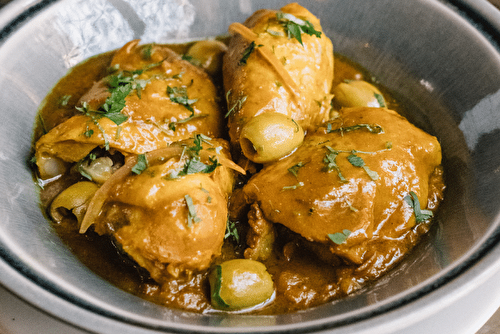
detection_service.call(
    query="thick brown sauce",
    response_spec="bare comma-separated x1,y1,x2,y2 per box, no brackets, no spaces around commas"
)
34,44,428,314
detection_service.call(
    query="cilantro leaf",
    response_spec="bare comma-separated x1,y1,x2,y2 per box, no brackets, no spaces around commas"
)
347,153,379,181
225,92,247,118
185,194,202,227
276,12,322,46
225,220,240,243
168,112,208,131
323,146,347,182
167,86,198,112
142,44,154,60
327,123,384,134
328,229,351,245
288,161,305,179
132,154,148,175
239,41,263,65
165,135,219,179
404,191,433,222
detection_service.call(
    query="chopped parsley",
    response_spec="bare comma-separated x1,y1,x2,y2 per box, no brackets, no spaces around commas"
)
282,182,304,191
185,194,201,227
76,102,110,150
328,229,351,245
166,134,220,179
288,161,305,178
347,153,379,181
83,127,94,138
77,61,163,132
225,220,240,243
225,90,247,118
326,123,384,135
275,12,322,46
181,54,202,67
239,41,263,65
404,191,433,222
168,111,207,131
132,154,148,175
141,44,154,60
323,146,347,182
167,86,198,112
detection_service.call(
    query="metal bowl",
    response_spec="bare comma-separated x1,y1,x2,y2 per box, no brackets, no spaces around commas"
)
1,0,500,333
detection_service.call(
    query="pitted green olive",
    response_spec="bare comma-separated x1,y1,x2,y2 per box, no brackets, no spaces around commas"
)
50,181,99,225
333,80,386,108
239,113,304,164
209,259,274,311
186,40,228,76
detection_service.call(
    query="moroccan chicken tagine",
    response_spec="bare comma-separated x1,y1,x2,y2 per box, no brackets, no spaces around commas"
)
31,3,445,314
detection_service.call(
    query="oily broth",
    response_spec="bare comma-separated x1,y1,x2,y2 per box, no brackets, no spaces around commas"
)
34,43,415,314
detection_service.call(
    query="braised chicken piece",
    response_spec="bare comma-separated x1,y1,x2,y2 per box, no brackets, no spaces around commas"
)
32,3,447,314
35,40,223,179
78,136,241,282
241,107,445,290
223,3,334,162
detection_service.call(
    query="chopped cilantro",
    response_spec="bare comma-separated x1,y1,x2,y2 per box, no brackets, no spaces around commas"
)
323,146,347,182
167,86,198,112
288,162,304,179
141,44,154,60
168,112,207,131
181,54,202,67
276,12,322,46
347,153,379,181
225,220,240,243
132,154,148,175
225,90,247,118
328,229,351,245
282,181,304,191
83,127,94,138
76,102,110,150
404,191,433,222
239,41,263,65
327,123,384,134
185,194,201,227
165,135,219,179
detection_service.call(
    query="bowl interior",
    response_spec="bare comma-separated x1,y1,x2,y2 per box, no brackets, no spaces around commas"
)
1,0,500,332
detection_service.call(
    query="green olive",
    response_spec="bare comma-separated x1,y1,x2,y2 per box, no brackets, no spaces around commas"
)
186,40,228,76
209,259,274,311
37,156,68,179
332,80,386,108
50,181,99,225
239,113,304,164
77,157,114,184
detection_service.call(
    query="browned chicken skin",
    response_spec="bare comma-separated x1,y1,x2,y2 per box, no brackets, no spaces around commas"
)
90,138,237,282
223,3,334,149
242,107,444,287
35,40,223,173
